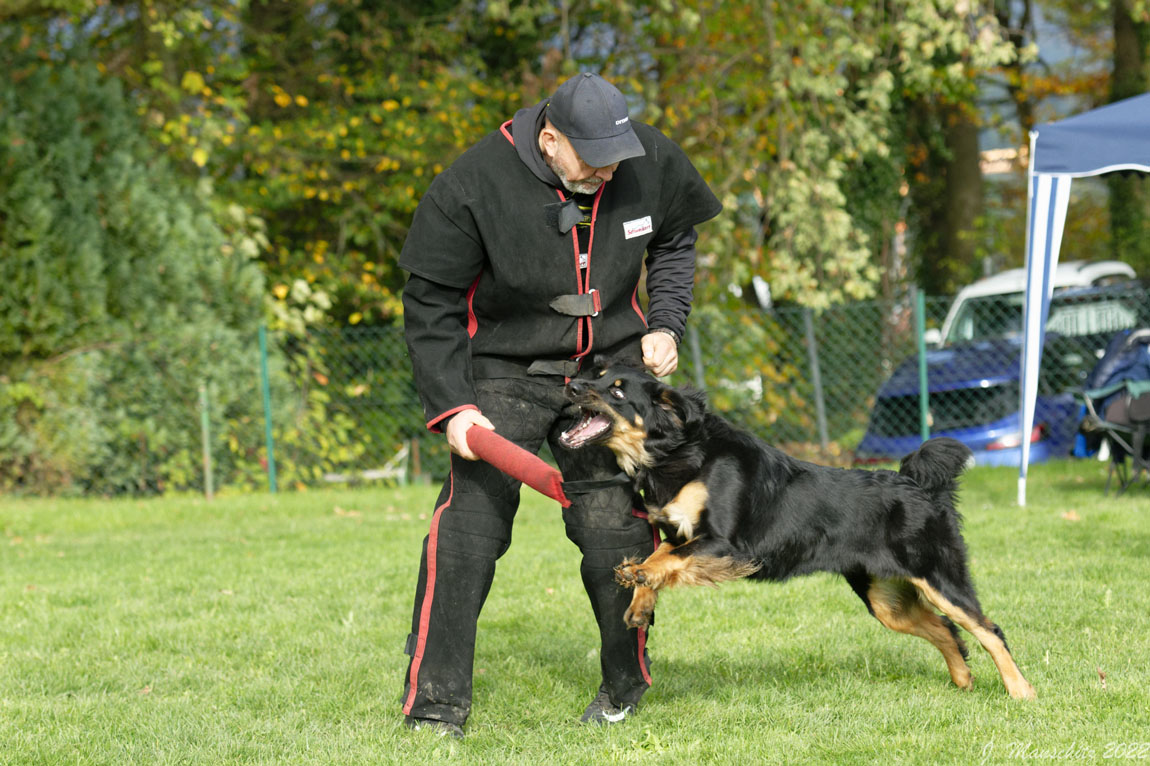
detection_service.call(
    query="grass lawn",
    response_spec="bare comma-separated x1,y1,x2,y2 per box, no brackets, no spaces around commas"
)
2,457,1149,765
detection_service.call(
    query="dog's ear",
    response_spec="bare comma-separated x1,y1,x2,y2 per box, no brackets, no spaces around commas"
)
652,382,705,432
595,351,645,373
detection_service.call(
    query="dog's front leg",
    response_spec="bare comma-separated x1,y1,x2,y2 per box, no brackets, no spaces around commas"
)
615,538,760,592
614,542,677,589
624,586,658,628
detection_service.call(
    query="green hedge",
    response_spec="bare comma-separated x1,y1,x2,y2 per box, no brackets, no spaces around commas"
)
0,56,269,494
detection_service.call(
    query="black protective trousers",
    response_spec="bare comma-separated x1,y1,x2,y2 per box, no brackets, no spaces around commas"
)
400,375,658,726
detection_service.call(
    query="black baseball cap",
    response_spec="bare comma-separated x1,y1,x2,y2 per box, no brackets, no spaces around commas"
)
547,73,646,168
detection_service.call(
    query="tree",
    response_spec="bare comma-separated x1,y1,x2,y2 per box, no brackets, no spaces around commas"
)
1107,0,1150,274
1008,0,1150,275
602,1,1016,305
52,0,547,325
0,48,268,492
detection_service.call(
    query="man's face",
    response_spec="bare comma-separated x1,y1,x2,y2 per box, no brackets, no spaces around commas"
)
540,126,620,195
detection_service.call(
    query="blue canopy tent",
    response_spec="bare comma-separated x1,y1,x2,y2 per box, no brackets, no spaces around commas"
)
1018,93,1150,505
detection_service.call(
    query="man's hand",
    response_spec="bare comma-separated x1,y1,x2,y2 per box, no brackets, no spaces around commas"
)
445,409,495,460
641,331,679,377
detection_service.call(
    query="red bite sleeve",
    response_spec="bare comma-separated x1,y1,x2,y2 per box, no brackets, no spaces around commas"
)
466,426,571,507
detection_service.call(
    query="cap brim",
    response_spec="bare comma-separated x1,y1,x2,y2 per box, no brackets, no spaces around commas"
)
568,128,646,168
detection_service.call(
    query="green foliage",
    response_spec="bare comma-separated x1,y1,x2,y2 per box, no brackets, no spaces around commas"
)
0,53,268,493
0,0,95,18
7,0,1147,499
223,328,371,493
679,303,808,440
9,0,1025,323
48,0,538,326
608,1,1018,308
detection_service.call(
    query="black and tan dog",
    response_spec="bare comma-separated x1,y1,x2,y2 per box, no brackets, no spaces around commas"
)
559,362,1036,700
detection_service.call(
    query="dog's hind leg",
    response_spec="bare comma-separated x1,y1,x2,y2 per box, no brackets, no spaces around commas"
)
908,577,1036,700
861,577,972,691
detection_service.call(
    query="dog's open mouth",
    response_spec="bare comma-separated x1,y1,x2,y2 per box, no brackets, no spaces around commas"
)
559,409,613,449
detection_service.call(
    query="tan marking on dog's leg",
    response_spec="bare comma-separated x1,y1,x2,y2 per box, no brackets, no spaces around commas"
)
624,586,658,628
615,542,676,588
616,542,758,591
868,579,972,690
650,480,708,540
909,577,1036,700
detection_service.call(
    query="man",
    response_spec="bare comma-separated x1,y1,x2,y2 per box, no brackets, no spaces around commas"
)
399,72,721,738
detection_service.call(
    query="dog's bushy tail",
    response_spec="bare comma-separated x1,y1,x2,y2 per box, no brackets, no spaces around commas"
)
898,437,973,498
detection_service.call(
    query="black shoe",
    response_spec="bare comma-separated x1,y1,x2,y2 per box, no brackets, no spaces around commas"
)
580,688,635,725
404,716,465,739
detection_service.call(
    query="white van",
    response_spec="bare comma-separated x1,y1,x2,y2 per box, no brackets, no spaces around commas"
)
927,260,1138,347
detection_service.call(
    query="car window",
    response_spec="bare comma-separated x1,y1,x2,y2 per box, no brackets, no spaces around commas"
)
945,294,1023,344
944,288,1140,346
1046,294,1137,337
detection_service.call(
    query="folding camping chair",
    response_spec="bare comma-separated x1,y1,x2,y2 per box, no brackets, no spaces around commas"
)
1078,327,1150,496
1082,379,1150,496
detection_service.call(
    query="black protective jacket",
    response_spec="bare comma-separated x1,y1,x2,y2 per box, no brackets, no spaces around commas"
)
400,101,722,429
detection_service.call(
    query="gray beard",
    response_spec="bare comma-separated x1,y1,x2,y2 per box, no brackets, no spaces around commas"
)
545,154,603,195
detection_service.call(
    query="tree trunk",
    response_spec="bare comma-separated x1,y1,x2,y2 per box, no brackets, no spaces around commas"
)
1108,0,1150,275
943,108,983,287
994,0,1036,141
913,100,982,296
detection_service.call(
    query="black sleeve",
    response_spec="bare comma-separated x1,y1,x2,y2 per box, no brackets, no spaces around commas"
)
644,227,698,341
398,171,486,289
402,273,478,430
645,125,723,237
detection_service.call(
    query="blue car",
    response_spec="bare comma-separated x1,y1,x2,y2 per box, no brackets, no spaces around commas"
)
854,266,1146,467
854,337,1081,467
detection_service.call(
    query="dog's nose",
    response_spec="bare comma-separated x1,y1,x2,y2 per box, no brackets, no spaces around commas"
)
565,380,585,398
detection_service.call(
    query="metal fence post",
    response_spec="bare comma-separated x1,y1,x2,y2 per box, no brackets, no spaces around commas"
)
914,287,930,443
258,325,278,493
687,324,706,390
802,308,829,451
199,381,214,501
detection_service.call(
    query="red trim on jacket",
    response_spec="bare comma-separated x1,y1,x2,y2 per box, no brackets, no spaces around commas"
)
465,274,480,338
499,119,514,145
574,186,604,361
630,282,647,326
403,472,454,715
426,404,480,434
556,185,606,363
557,189,584,355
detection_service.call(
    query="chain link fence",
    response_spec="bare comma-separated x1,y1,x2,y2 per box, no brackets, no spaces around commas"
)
261,282,1147,489
10,284,1144,496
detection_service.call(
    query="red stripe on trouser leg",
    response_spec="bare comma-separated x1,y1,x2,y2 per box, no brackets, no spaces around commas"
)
637,627,652,686
402,473,453,715
642,518,660,686
628,506,659,688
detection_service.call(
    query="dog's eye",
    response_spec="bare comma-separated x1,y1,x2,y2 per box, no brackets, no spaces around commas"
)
610,387,626,400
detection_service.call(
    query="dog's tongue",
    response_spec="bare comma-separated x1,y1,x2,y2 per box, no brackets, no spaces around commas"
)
559,411,612,448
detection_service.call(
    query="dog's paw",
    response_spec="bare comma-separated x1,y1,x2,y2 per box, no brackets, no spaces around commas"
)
614,558,642,588
615,562,662,589
624,604,651,628
623,589,656,628
1009,680,1037,701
